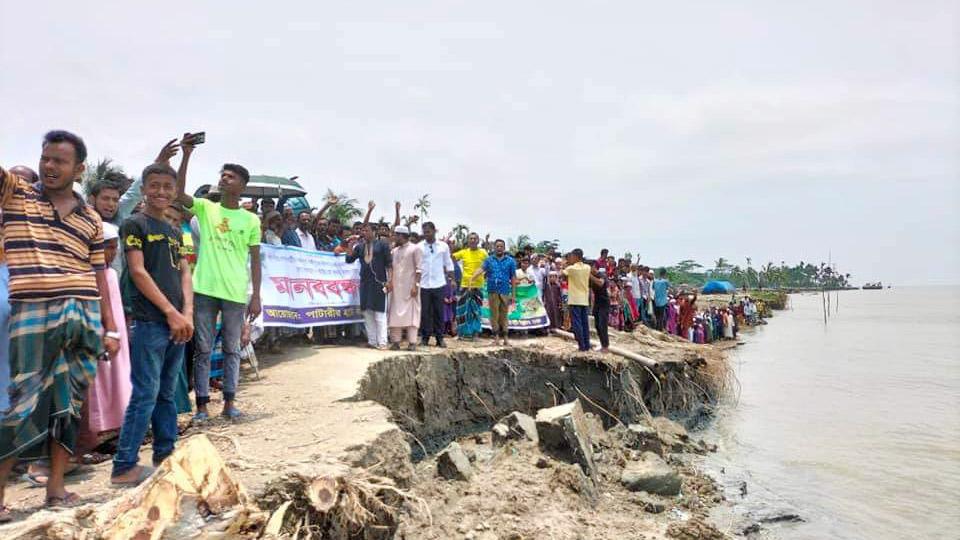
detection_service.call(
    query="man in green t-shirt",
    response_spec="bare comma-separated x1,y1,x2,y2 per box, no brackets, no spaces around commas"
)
174,134,261,421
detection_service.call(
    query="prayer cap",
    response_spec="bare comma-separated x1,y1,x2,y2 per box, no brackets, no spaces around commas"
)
103,222,119,241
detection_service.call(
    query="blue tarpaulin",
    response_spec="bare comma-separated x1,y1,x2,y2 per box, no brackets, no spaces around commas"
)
702,280,735,294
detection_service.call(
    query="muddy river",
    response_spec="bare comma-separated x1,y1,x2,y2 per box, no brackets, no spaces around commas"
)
704,286,960,539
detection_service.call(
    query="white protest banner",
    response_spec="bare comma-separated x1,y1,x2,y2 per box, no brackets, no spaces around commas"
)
260,244,363,327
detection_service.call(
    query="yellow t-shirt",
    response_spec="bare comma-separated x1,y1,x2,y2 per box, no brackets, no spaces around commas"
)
563,262,592,306
453,248,487,289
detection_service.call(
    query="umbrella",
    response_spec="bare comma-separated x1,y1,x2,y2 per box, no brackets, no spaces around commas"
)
192,175,306,200
243,175,307,198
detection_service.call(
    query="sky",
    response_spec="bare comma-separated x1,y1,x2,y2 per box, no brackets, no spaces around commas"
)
1,1,957,285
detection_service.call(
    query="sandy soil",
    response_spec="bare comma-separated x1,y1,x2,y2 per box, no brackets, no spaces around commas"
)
1,330,737,537
396,420,729,540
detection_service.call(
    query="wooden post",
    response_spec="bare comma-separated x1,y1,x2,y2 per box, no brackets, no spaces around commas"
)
821,289,828,325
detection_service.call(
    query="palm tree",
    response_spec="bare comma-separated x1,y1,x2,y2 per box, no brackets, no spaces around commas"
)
534,239,559,254
82,158,126,196
508,234,532,252
324,189,362,222
413,193,431,220
450,223,470,247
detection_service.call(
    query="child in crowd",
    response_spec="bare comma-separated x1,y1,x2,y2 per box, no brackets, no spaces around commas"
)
83,222,131,453
543,271,563,332
112,161,194,486
443,276,458,336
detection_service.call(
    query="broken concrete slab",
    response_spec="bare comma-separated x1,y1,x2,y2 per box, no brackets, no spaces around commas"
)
649,416,689,452
620,451,681,495
491,422,510,442
612,423,665,456
436,442,473,481
535,399,596,477
630,493,667,513
492,411,539,445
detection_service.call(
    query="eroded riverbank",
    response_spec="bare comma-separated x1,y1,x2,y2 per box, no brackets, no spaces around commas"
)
1,322,752,539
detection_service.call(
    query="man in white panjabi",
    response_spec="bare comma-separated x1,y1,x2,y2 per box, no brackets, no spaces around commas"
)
388,226,423,350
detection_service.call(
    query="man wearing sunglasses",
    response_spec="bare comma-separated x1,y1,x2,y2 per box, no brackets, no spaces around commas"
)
418,222,454,347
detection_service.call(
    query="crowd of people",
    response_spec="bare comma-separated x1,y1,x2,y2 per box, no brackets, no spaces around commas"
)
0,130,764,519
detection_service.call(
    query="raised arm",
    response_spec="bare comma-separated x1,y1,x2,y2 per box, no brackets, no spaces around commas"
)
363,200,375,226
393,201,401,228
118,138,180,221
313,193,339,225
175,133,197,208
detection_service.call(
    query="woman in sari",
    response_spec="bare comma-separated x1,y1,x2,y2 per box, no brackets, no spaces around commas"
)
607,280,624,331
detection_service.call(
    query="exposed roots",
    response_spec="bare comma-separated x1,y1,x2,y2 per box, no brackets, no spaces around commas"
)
259,471,430,539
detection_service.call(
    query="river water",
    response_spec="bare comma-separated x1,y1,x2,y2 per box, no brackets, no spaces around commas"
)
704,287,960,539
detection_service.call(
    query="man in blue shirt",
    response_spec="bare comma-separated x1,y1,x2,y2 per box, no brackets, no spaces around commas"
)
652,268,670,331
472,239,516,346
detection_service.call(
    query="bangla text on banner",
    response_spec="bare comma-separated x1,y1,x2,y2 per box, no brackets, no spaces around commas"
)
259,244,363,327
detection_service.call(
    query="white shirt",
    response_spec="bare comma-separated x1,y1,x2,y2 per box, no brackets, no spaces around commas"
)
420,240,454,289
628,272,641,299
265,229,283,246
296,228,317,251
528,266,547,291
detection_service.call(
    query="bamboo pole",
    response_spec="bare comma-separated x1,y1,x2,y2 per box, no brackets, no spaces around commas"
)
554,329,659,368
821,289,828,325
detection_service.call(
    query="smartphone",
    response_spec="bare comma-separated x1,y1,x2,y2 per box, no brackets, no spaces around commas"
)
191,132,206,145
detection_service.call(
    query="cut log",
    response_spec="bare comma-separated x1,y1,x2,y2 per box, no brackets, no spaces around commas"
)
0,434,259,540
307,476,339,512
100,434,251,539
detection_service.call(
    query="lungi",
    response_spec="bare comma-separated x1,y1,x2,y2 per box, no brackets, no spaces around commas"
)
0,299,103,460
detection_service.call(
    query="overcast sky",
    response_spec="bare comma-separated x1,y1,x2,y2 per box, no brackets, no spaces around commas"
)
2,1,957,284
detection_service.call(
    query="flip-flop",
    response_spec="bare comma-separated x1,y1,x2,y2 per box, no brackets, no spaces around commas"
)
0,505,12,523
22,462,90,488
22,472,47,488
191,412,210,423
110,465,155,487
45,491,81,509
78,452,112,465
222,408,244,420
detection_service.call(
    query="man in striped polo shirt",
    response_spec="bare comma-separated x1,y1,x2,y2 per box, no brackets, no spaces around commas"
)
0,131,120,517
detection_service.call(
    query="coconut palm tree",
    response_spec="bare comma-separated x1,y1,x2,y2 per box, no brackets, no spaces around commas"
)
413,193,431,220
324,189,362,222
82,158,126,196
450,223,470,247
508,234,532,252
534,239,559,254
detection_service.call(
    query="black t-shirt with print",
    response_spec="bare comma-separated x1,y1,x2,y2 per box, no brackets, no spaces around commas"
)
120,212,183,322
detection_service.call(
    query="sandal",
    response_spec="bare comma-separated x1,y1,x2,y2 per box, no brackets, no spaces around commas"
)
0,505,12,523
110,465,155,487
78,452,112,465
45,492,81,509
22,462,88,488
222,408,244,420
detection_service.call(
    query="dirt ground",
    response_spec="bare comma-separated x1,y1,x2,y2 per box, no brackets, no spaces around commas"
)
1,330,738,538
2,334,618,519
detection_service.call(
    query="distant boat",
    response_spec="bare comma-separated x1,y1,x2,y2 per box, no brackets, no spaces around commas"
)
862,282,883,290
